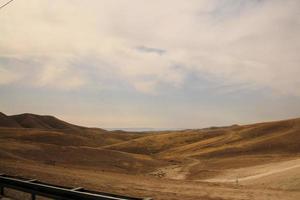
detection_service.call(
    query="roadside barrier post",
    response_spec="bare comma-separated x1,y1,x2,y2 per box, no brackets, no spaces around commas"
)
0,185,4,196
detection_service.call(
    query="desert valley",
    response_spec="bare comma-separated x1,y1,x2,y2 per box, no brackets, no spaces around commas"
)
0,112,300,200
1,0,300,199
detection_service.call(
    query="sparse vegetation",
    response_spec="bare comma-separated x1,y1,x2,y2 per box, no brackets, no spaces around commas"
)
1,113,300,200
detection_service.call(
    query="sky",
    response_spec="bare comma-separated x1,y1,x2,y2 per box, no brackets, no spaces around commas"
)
0,0,300,129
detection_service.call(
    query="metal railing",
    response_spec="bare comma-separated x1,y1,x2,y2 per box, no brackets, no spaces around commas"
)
0,174,152,200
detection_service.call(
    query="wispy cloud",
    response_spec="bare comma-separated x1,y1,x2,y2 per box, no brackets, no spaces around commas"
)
136,46,166,56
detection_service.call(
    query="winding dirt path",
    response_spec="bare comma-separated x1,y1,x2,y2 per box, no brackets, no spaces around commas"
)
205,158,300,183
150,158,200,180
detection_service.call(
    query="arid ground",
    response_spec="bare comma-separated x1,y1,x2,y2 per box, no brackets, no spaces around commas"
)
1,112,300,200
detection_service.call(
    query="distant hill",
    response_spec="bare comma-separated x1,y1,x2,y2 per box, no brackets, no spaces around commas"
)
0,112,85,130
0,112,22,128
104,118,300,158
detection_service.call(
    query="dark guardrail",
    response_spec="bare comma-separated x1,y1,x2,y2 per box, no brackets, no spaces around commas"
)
0,174,152,200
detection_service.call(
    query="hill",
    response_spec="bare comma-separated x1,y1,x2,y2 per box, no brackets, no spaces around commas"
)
103,118,300,158
0,112,92,130
0,112,157,174
0,112,21,128
1,113,300,199
101,118,300,190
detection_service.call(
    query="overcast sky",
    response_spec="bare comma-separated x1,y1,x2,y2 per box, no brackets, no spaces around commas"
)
0,0,300,128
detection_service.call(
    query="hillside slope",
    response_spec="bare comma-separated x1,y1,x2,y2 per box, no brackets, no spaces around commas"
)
0,112,159,174
104,118,300,158
0,112,95,130
0,112,21,128
1,113,300,191
11,113,88,130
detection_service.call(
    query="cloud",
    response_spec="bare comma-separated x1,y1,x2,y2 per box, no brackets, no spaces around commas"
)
136,46,166,55
37,63,86,90
0,0,299,95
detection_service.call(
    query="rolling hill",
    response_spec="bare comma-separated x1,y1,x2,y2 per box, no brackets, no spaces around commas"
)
1,112,300,199
0,112,21,128
103,118,300,158
0,112,88,130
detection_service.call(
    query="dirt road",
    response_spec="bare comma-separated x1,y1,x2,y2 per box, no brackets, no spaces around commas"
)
205,158,300,183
